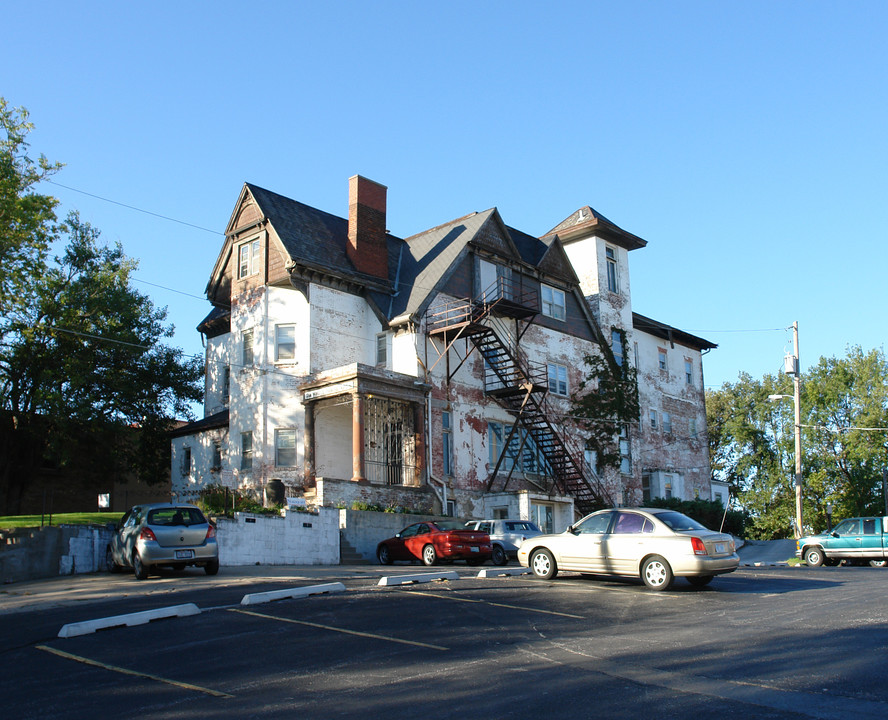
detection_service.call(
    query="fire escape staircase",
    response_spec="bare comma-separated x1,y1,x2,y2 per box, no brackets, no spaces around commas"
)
427,280,611,515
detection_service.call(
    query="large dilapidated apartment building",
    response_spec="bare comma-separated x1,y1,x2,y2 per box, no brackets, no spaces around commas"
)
171,176,726,532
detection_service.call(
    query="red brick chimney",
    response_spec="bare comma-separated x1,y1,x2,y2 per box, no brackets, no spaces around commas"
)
347,175,388,279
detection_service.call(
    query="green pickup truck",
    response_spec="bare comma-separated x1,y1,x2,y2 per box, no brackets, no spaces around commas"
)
797,516,888,567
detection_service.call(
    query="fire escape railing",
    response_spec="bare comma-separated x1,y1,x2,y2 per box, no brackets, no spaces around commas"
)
427,278,611,514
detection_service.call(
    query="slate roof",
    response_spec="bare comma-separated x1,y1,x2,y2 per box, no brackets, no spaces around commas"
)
246,183,401,287
170,409,229,438
632,313,717,351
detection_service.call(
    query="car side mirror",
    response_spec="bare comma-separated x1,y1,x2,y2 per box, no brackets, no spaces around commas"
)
567,525,576,534
831,532,840,538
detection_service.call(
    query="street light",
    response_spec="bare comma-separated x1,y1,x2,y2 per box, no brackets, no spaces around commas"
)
769,321,803,538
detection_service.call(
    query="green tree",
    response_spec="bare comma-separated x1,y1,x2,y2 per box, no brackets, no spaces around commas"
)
0,98,62,319
707,347,888,539
0,100,203,514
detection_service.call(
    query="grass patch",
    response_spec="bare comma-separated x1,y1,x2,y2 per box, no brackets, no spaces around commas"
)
0,511,124,530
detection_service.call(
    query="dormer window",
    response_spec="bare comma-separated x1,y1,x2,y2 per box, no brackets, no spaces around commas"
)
238,238,261,279
541,284,566,321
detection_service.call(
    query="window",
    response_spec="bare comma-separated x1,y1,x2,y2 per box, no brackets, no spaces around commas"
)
541,284,566,320
489,421,516,472
223,366,230,403
181,447,192,476
662,412,672,434
442,411,453,476
488,421,549,475
689,417,698,438
548,363,568,396
275,429,297,467
611,329,624,367
238,239,261,279
584,449,599,476
658,349,668,371
685,359,693,385
212,441,222,470
664,474,673,499
243,329,254,366
493,507,508,519
446,499,456,517
376,333,387,366
275,324,296,361
605,247,618,293
241,432,253,472
619,425,631,474
649,409,658,430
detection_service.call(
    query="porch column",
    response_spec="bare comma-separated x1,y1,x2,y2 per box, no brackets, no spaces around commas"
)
303,402,315,487
351,393,367,482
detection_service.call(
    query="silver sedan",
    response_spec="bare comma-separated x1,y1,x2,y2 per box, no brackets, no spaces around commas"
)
517,507,738,590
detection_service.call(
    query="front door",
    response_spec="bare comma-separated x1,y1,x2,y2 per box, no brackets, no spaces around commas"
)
559,511,613,572
824,519,862,559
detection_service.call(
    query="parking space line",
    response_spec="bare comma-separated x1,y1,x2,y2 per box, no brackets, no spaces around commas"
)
230,608,449,651
401,589,587,619
35,645,233,698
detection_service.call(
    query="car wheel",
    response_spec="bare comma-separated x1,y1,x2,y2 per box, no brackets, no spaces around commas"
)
422,544,437,566
491,545,508,566
641,555,673,590
804,547,824,567
687,575,713,587
530,548,557,580
106,546,121,573
377,545,393,565
204,559,220,576
869,559,887,568
133,552,150,581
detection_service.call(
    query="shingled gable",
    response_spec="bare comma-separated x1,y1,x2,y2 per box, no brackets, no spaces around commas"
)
536,234,581,285
543,205,647,251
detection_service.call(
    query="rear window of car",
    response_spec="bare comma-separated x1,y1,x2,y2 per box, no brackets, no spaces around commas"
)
435,520,469,531
147,507,207,527
654,511,707,532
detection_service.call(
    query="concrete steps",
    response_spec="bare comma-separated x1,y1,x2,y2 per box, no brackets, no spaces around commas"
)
339,534,371,565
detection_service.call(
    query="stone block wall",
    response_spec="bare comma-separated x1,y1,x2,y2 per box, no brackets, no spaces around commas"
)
0,525,114,583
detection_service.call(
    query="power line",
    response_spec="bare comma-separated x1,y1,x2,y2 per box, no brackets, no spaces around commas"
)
47,180,221,235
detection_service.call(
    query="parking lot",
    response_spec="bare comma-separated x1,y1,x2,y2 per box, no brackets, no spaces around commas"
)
3,563,888,719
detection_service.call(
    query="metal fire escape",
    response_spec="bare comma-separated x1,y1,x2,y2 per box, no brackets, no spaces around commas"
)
427,278,610,515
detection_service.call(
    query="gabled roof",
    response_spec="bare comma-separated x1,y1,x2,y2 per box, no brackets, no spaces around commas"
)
246,183,398,289
385,209,498,323
543,206,647,251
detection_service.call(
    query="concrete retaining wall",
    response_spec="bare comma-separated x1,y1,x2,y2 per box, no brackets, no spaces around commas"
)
338,509,449,562
215,508,340,566
0,525,114,583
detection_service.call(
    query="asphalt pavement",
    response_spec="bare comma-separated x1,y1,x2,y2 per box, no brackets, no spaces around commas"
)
736,537,798,565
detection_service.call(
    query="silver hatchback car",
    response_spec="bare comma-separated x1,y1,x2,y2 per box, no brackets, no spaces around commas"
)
107,503,219,580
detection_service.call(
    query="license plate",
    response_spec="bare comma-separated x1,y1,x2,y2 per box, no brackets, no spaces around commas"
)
470,546,479,552
715,543,725,554
175,550,194,559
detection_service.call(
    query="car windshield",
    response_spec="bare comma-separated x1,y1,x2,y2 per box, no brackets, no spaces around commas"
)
435,520,470,531
654,511,708,532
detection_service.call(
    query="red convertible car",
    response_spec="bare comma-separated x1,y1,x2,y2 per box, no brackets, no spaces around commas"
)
377,521,492,566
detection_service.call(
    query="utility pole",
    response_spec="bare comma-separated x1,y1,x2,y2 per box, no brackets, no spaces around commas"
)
792,321,803,538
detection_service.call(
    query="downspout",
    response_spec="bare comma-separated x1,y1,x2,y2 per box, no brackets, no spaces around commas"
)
417,350,446,513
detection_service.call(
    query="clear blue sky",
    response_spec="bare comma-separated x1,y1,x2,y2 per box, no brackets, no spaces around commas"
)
5,2,886,393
